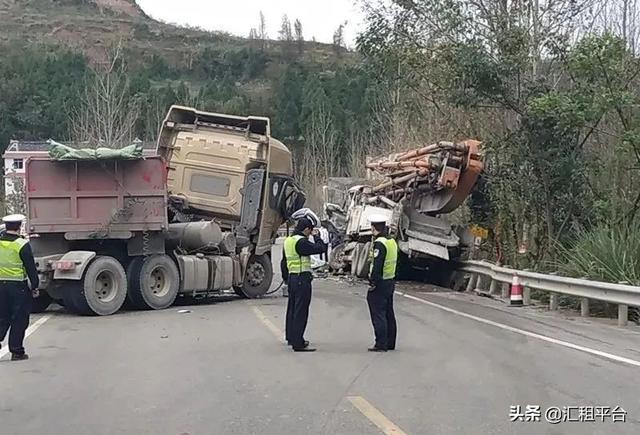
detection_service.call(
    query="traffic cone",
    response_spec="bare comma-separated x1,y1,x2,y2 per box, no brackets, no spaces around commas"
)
509,276,523,306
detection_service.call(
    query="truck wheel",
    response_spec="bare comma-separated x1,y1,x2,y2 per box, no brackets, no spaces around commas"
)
31,292,52,313
62,283,82,314
239,254,273,298
329,242,347,272
128,255,180,310
125,257,144,309
354,242,371,279
73,256,128,316
429,261,456,288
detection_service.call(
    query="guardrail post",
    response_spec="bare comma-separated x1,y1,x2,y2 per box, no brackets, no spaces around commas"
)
489,279,499,296
549,292,559,311
618,304,628,327
501,282,509,299
580,298,589,317
466,274,478,292
523,287,531,305
474,275,486,293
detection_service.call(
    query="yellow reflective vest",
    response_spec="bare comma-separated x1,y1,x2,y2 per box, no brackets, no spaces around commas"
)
284,235,311,274
0,237,28,281
369,236,398,280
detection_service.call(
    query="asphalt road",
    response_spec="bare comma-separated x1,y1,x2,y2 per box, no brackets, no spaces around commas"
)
1,258,639,434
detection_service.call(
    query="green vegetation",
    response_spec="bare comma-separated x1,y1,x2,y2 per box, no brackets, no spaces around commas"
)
357,0,640,280
559,224,640,285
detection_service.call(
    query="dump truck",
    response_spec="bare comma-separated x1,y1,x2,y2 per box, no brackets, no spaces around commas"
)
323,140,483,285
27,106,305,315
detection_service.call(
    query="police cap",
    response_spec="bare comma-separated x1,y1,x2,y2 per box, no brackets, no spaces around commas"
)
2,214,25,223
368,214,389,225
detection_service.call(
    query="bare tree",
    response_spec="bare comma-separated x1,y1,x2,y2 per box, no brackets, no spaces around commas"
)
588,0,640,53
259,11,268,50
333,21,347,55
70,42,139,149
294,19,304,53
299,103,340,207
279,14,293,41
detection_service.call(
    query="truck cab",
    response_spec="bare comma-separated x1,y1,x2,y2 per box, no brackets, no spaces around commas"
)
156,106,304,294
27,106,305,315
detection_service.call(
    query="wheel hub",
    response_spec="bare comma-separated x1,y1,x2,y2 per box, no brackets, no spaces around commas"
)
247,263,265,287
95,271,117,303
149,266,170,297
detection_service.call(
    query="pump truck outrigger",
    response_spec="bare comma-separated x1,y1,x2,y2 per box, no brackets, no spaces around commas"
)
27,106,305,315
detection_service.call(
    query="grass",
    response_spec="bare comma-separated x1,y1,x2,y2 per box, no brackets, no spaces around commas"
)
557,223,640,285
555,222,640,322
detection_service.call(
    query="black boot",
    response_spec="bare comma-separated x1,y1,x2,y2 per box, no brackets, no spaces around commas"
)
368,347,387,352
11,353,29,361
287,340,309,348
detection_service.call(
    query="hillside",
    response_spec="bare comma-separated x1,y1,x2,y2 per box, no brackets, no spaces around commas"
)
0,0,377,174
0,0,344,66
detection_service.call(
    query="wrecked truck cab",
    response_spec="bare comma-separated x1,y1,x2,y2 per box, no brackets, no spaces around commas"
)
156,105,303,253
27,106,305,315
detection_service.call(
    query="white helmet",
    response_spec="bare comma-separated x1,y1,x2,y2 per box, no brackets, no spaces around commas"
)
291,208,320,227
368,214,389,225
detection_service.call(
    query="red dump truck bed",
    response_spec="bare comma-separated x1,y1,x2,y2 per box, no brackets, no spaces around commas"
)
26,157,168,236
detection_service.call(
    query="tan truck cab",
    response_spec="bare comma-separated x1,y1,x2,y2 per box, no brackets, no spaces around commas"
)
157,106,305,296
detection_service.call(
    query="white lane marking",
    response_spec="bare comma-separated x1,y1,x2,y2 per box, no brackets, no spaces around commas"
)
250,306,284,342
0,314,52,359
348,396,408,435
400,293,640,368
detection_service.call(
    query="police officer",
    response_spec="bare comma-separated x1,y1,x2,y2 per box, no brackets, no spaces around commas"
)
0,214,39,361
281,216,326,352
366,215,398,352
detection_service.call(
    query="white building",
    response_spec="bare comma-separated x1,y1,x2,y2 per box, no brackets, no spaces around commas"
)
3,140,50,201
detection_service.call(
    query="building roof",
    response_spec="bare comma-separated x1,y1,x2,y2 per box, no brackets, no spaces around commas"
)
6,141,51,152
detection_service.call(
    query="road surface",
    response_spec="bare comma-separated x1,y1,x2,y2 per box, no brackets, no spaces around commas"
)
1,255,639,434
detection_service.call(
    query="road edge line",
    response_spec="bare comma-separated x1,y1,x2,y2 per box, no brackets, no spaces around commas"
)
0,314,52,359
400,292,640,368
250,306,284,343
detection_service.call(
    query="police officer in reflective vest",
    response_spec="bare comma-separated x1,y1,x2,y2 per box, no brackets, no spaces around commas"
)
367,215,398,352
0,214,39,361
281,216,326,352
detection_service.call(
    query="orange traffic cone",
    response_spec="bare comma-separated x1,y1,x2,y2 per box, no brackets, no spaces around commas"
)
509,276,523,306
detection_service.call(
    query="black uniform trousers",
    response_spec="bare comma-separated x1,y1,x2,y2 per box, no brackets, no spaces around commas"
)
0,281,32,355
285,273,312,349
367,279,397,350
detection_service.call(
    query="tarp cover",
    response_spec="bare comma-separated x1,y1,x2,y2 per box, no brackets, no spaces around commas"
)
48,140,143,160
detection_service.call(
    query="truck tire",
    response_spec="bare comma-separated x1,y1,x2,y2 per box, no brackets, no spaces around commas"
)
239,254,273,298
62,283,83,314
354,242,371,279
429,261,456,288
233,285,247,298
72,256,128,316
31,292,52,313
127,255,180,310
329,242,347,272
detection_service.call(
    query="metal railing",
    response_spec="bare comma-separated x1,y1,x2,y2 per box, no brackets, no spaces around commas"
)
459,260,640,327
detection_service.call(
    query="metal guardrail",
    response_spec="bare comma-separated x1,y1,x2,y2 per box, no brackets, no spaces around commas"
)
459,260,640,327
